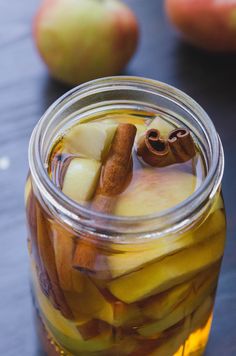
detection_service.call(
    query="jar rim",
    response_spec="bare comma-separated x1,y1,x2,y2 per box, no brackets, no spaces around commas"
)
29,76,224,237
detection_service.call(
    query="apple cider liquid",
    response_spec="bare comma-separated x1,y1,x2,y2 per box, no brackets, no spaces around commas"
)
26,79,226,356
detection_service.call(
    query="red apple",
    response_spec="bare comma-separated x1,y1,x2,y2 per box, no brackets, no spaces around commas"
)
165,0,236,51
33,0,139,85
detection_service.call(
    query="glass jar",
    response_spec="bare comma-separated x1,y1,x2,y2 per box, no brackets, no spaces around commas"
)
25,77,226,356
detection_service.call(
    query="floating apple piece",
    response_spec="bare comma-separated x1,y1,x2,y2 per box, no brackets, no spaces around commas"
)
62,158,101,203
114,168,199,216
165,0,236,51
147,116,175,138
33,0,139,85
64,123,117,161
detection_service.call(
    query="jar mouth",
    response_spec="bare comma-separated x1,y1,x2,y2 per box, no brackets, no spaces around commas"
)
29,76,224,237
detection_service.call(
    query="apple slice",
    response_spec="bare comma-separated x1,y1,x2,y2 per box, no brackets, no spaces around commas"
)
64,122,117,160
62,158,101,203
141,279,192,321
114,168,200,216
64,277,113,325
142,264,219,321
190,295,213,333
44,315,113,354
108,229,224,303
25,177,32,205
148,316,191,356
107,208,225,279
147,116,175,138
138,265,218,336
112,300,143,327
31,262,80,340
101,115,146,139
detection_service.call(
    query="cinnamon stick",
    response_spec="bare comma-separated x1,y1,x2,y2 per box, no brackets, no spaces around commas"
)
36,204,73,319
53,225,84,293
168,128,196,163
137,128,173,167
137,127,196,167
73,123,137,274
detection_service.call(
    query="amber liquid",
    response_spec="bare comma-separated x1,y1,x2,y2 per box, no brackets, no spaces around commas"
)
26,111,226,355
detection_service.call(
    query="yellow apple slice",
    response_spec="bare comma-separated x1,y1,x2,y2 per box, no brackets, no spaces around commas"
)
44,315,113,353
64,276,113,325
62,158,101,203
31,262,80,340
64,122,117,160
190,295,213,332
138,266,218,336
147,116,175,138
25,177,32,204
102,115,146,139
142,264,218,321
114,168,200,217
107,208,225,279
142,280,192,321
112,301,143,327
148,316,191,356
108,230,224,303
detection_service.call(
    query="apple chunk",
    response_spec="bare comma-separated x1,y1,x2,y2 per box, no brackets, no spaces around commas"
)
138,265,218,336
107,207,225,279
62,158,101,203
64,123,117,160
147,116,175,138
114,168,200,216
108,230,224,303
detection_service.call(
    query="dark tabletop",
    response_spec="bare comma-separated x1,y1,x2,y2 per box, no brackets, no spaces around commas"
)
0,0,235,355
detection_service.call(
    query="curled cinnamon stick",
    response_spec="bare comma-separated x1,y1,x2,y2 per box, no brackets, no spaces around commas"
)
73,123,137,274
36,205,73,319
168,128,196,163
137,129,173,167
137,127,196,167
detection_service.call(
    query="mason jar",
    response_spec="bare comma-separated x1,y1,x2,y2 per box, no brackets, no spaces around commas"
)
25,77,226,356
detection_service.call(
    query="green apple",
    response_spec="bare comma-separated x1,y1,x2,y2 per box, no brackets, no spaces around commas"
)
33,0,139,85
62,157,101,202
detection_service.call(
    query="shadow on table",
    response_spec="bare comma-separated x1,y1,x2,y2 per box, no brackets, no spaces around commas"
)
41,77,71,112
40,67,138,114
173,42,236,108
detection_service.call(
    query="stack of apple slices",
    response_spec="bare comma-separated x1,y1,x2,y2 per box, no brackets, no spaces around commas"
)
62,122,118,203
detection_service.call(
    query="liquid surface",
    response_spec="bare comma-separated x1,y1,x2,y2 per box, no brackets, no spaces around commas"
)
47,111,205,216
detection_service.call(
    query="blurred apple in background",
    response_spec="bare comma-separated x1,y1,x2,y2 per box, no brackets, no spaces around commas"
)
33,0,139,85
165,0,236,51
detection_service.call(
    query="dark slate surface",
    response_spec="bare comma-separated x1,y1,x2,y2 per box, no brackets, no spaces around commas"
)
0,0,235,355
